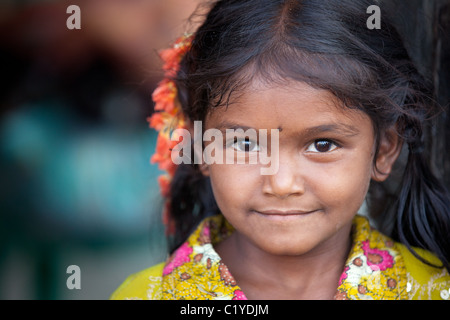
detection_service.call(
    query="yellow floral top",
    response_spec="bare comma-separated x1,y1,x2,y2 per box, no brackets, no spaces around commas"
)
111,214,450,300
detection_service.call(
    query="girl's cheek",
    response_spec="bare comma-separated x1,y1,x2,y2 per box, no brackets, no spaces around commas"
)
307,159,371,198
210,164,261,198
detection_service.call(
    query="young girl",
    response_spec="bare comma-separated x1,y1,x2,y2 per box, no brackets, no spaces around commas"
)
111,0,450,300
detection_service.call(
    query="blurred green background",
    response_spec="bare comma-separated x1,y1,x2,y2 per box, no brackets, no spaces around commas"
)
0,0,202,299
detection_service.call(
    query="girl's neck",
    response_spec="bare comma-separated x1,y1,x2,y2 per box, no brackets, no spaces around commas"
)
214,223,352,300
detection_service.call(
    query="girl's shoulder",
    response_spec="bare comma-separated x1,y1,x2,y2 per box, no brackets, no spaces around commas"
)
395,243,450,300
110,215,450,300
109,246,450,300
110,262,164,300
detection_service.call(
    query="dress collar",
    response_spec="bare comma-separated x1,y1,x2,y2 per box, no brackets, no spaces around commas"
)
160,214,408,300
335,215,408,299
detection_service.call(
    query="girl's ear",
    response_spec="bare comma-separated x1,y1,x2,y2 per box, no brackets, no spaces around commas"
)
371,128,403,182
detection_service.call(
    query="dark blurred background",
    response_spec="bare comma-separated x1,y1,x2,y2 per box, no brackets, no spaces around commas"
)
0,0,203,299
0,0,448,300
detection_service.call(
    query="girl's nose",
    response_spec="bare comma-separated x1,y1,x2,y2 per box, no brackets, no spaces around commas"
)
262,153,305,198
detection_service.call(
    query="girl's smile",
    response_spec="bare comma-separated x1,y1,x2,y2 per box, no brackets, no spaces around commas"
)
251,209,319,220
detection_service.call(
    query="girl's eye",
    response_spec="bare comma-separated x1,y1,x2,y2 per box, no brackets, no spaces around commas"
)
306,139,338,153
231,138,260,152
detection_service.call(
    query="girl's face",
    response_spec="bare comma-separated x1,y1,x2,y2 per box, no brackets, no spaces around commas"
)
203,80,393,257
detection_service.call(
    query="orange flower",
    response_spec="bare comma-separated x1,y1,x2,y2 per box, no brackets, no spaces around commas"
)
158,175,171,197
149,33,193,236
160,34,194,76
147,111,186,139
160,48,181,76
152,79,179,114
151,133,185,176
148,112,173,133
147,113,164,131
151,134,174,169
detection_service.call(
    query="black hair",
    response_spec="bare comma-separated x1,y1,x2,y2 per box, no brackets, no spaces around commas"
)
166,0,450,271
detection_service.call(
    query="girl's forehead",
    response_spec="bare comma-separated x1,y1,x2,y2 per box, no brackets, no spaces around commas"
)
207,79,363,122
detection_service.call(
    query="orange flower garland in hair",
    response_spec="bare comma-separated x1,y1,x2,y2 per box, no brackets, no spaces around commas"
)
148,34,194,235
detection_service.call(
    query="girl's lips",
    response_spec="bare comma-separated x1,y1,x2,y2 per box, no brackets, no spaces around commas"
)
253,209,318,216
253,209,318,220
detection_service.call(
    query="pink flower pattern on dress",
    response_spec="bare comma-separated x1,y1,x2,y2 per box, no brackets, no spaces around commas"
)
233,290,247,300
338,266,350,286
163,242,193,276
361,240,394,271
160,215,414,300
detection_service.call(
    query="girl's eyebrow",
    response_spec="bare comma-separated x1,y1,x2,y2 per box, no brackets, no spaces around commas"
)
302,124,360,137
213,121,359,137
213,121,254,132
